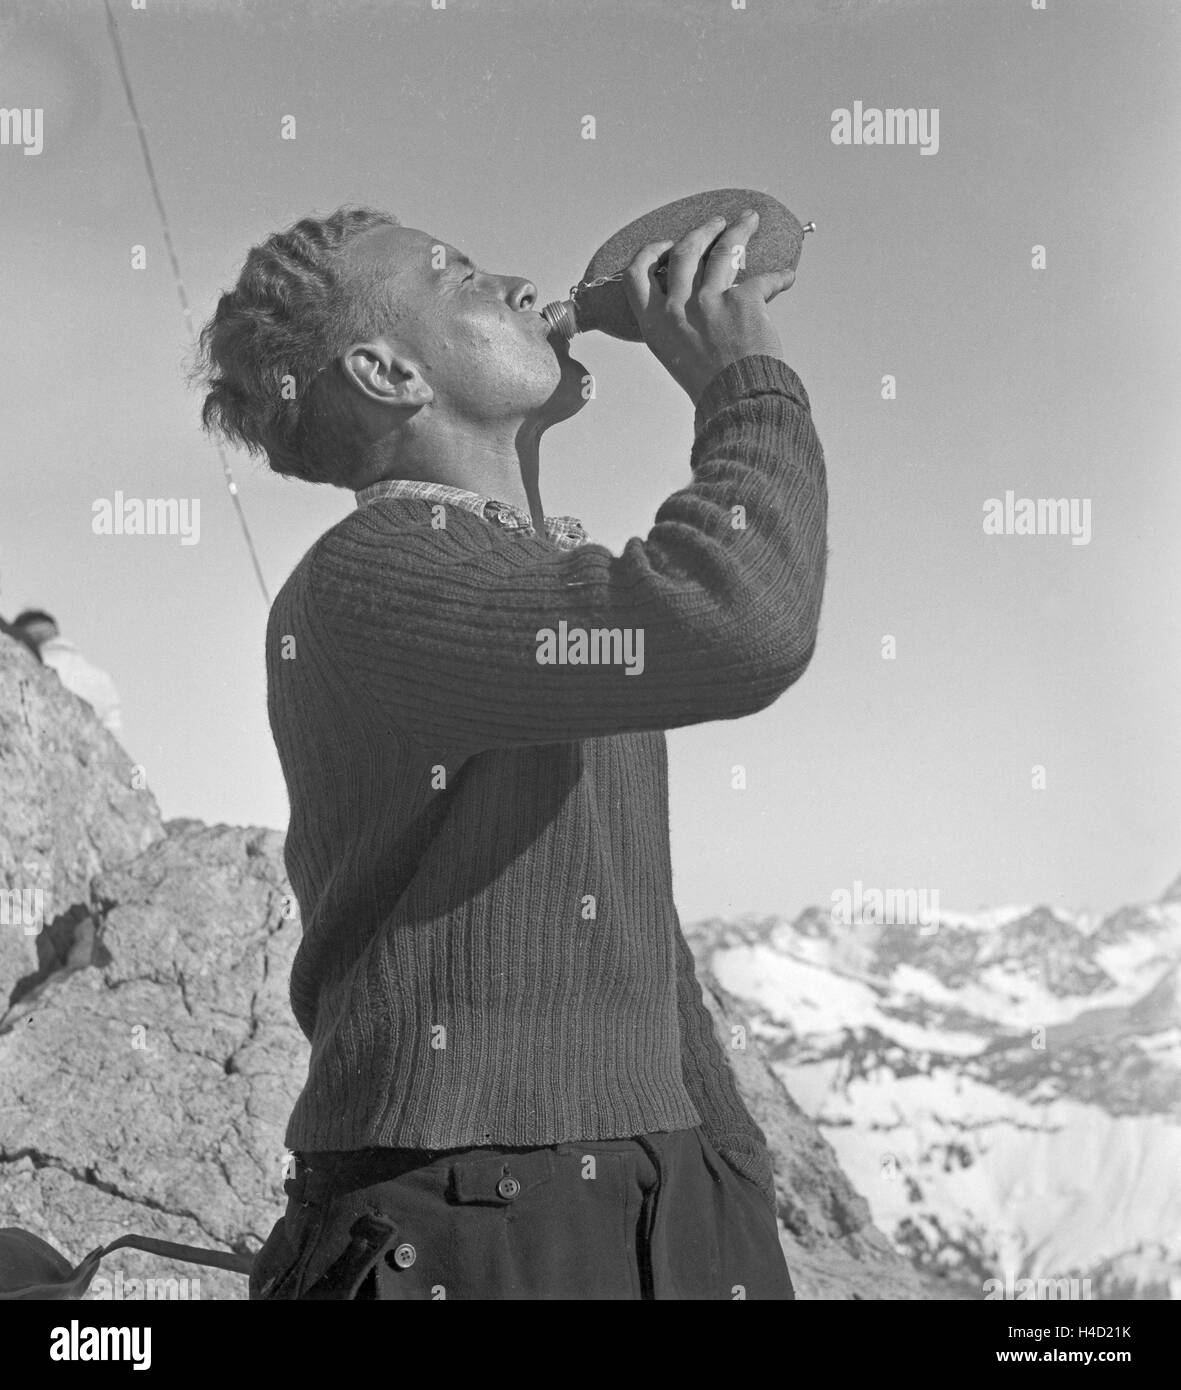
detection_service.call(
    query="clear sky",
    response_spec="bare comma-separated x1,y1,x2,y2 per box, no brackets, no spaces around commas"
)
1,0,1178,924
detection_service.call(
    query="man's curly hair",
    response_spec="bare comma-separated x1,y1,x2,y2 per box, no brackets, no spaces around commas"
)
196,206,401,485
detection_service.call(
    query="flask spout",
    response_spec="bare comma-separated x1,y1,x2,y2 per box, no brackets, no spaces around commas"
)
540,298,578,340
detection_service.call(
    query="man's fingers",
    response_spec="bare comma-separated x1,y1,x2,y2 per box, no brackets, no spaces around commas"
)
664,216,727,305
700,209,759,295
623,239,676,314
732,266,796,303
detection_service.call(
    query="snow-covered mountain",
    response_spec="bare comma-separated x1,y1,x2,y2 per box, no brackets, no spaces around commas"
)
686,876,1181,1299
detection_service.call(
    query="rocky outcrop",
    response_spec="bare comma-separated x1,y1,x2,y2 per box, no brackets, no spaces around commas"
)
0,633,162,1008
0,633,921,1299
0,822,300,1301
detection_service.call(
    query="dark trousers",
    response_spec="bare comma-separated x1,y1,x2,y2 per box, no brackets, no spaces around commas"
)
250,1126,794,1300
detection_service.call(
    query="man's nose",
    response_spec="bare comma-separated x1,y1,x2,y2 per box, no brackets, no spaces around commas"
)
503,277,537,312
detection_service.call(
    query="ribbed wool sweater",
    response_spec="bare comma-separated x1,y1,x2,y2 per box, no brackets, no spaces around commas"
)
266,354,828,1209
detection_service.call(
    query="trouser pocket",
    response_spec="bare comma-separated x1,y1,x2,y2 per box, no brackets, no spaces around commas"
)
249,1198,329,1301
643,1129,795,1300
437,1145,646,1300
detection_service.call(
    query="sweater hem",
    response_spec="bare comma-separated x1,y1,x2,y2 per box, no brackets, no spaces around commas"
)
284,1100,705,1155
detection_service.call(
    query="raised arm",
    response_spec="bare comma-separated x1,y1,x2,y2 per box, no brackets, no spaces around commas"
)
309,353,827,754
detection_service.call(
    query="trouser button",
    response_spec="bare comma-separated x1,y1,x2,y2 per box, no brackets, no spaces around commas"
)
496,1175,521,1200
390,1243,416,1268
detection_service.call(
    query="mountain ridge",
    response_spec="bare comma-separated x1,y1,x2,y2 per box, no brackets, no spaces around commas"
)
686,883,1181,1298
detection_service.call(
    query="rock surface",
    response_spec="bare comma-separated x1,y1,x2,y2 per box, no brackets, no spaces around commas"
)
0,634,920,1299
0,822,301,1300
0,633,162,1007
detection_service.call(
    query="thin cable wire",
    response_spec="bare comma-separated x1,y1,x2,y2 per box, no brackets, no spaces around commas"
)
102,0,271,604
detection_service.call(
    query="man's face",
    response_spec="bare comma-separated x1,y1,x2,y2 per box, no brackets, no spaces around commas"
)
342,224,587,428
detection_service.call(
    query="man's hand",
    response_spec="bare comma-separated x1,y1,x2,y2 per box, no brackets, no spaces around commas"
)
622,210,794,406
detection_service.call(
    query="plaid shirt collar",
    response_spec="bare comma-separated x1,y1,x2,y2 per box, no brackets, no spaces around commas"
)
355,478,590,550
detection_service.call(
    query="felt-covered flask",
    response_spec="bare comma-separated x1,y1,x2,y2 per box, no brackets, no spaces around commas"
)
540,188,813,341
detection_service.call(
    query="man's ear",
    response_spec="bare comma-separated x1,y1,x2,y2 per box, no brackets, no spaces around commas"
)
339,341,434,409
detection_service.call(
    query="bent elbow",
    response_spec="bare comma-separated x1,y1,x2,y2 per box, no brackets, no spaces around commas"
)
732,625,821,716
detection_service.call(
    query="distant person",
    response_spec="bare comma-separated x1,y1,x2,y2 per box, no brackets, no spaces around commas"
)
0,574,42,661
0,614,42,662
13,610,123,735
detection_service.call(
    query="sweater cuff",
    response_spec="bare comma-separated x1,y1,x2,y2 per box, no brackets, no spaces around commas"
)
692,354,812,438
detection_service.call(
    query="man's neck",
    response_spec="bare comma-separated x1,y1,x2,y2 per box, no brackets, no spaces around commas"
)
515,423,545,534
363,418,548,534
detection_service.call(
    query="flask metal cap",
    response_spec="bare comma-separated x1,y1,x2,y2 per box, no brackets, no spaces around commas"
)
540,297,578,341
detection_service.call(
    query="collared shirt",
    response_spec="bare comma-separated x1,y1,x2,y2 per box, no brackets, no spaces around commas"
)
355,478,590,551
